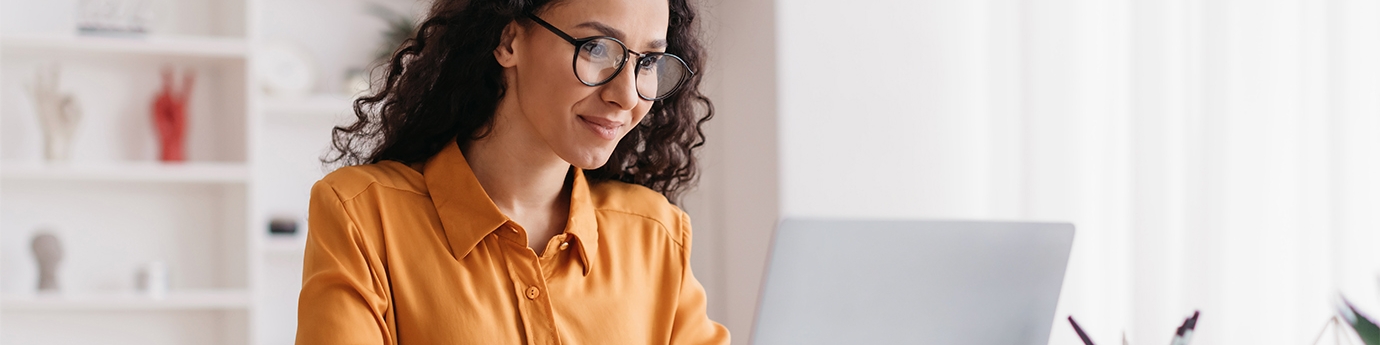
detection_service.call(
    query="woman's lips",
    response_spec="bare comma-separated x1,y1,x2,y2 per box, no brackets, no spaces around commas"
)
578,115,623,141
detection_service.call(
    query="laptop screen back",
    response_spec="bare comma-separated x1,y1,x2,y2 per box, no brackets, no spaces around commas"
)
751,219,1075,345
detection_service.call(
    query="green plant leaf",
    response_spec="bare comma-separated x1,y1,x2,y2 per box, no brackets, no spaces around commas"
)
1341,297,1380,345
365,3,418,62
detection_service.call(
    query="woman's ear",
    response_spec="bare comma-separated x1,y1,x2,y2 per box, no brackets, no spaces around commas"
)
494,21,520,67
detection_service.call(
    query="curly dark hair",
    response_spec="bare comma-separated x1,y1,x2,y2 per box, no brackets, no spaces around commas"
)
323,0,712,204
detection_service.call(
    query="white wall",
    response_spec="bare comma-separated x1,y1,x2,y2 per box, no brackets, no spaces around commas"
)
697,0,1380,344
777,1,994,220
690,0,781,342
697,1,998,343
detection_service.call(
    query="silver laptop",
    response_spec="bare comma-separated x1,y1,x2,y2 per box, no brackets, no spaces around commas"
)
751,219,1075,345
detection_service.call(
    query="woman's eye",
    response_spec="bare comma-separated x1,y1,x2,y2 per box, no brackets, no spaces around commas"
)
638,56,659,70
583,41,611,59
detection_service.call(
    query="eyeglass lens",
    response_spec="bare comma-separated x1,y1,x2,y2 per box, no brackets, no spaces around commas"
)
575,37,689,100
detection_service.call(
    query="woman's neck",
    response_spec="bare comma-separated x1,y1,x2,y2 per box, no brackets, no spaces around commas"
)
465,138,570,213
462,102,572,255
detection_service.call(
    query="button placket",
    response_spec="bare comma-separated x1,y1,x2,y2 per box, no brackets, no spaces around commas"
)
499,229,561,345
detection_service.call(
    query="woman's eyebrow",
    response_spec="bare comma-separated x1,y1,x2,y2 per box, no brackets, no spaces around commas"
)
575,21,669,50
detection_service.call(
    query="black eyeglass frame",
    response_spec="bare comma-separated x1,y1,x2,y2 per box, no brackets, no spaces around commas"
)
525,13,693,101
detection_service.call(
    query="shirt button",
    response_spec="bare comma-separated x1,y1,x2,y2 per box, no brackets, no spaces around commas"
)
525,286,540,300
559,242,569,250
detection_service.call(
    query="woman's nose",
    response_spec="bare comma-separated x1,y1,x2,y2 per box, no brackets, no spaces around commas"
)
600,58,642,110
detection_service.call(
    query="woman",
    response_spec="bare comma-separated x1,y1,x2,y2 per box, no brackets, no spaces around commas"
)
294,0,728,343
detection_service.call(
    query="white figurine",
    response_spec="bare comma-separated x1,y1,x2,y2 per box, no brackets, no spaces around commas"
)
29,66,83,161
135,261,168,299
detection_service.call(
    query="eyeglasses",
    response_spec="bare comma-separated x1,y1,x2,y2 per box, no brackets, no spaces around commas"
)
526,14,693,101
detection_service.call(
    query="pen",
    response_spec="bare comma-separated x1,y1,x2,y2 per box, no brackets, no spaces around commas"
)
1169,311,1200,345
1069,316,1096,345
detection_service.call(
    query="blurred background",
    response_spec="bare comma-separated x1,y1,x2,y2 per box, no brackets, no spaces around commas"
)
1,0,1377,344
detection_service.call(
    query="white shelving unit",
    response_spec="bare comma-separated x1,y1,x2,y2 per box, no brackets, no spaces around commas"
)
1,0,419,343
1,0,254,344
1,161,250,183
2,290,251,311
261,94,354,117
262,235,307,254
1,33,248,59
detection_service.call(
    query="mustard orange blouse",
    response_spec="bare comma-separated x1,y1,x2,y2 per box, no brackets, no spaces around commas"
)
295,141,730,345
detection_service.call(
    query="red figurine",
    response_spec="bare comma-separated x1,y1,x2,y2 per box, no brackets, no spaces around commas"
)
152,67,194,162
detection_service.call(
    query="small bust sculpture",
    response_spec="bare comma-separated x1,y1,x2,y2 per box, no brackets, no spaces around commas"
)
31,231,62,292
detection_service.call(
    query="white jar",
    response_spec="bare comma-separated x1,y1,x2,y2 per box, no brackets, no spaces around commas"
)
136,261,167,299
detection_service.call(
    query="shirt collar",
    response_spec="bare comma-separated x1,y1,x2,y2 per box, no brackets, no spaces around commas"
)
423,140,600,275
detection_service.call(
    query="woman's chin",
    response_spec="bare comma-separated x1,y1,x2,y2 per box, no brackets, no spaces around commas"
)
561,148,616,170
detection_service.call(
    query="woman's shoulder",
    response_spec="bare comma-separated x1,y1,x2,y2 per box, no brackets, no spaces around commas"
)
586,179,691,246
315,161,427,202
587,180,680,216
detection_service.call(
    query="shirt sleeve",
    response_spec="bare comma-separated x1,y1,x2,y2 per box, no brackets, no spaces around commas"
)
669,210,732,345
296,180,394,345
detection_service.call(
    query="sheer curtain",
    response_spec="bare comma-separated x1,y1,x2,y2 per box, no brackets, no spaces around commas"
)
695,0,1380,343
989,0,1380,343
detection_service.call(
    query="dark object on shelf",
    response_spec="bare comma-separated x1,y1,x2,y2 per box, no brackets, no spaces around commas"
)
31,231,63,292
269,218,299,235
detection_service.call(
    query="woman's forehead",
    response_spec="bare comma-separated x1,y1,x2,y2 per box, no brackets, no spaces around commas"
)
542,0,670,50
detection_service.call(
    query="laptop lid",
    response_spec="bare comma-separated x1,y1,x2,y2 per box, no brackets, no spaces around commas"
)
750,219,1075,345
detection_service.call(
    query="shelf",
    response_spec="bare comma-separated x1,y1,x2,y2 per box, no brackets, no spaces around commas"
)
1,161,249,184
262,94,357,117
1,290,250,311
264,235,307,254
1,33,247,59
